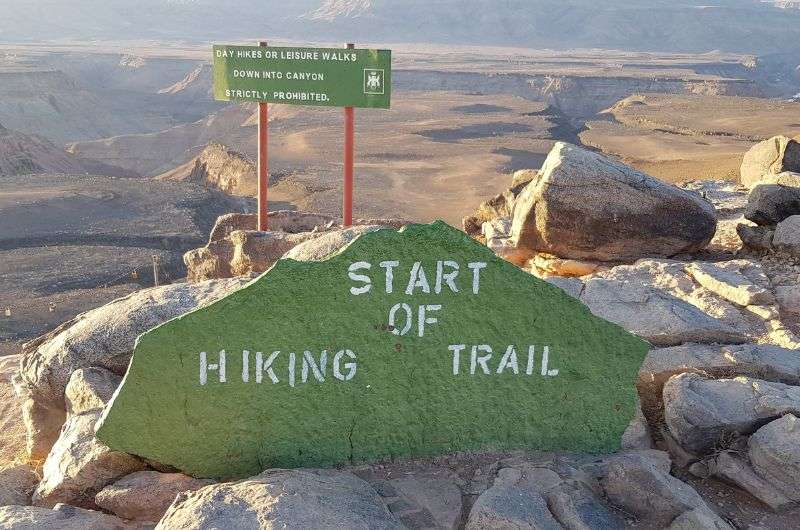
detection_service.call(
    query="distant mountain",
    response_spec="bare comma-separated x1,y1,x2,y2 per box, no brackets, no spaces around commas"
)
2,1,800,55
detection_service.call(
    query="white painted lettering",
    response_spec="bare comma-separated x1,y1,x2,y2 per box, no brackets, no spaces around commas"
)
348,261,372,295
449,344,466,375
379,260,399,293
302,350,327,383
388,303,413,336
435,260,460,294
256,351,281,384
405,262,431,295
199,350,226,385
468,262,487,294
418,304,442,337
470,345,492,375
496,345,519,374
333,349,357,381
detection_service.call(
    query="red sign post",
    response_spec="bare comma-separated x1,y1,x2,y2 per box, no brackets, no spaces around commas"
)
257,41,269,231
214,42,391,231
343,43,355,227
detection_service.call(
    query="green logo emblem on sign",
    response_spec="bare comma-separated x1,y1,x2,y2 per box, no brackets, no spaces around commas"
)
364,69,384,95
96,222,648,479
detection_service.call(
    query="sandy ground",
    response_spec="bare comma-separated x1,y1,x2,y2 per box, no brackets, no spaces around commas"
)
265,92,560,224
581,94,800,183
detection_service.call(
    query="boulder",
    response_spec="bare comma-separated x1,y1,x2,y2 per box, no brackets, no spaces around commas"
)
602,451,729,528
463,173,532,237
744,184,800,226
740,136,800,188
511,142,717,262
155,469,405,530
95,471,214,523
466,482,562,530
228,229,323,277
760,171,800,188
588,260,760,336
544,277,584,300
15,277,248,460
282,225,382,262
580,277,746,346
482,217,511,241
748,414,800,502
0,464,39,506
511,169,538,189
544,481,626,530
708,451,794,511
666,506,733,530
0,504,130,530
0,355,25,466
64,368,121,416
776,285,800,315
686,261,774,307
621,400,653,450
663,373,800,454
33,409,146,508
736,224,774,251
773,215,800,255
183,240,236,282
637,343,800,425
207,212,257,243
530,253,603,278
383,474,463,530
188,216,408,281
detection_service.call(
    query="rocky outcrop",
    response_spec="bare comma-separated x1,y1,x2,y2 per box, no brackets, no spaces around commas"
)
0,125,134,177
744,184,800,226
637,343,800,425
550,257,800,350
463,169,535,237
773,215,800,255
64,368,121,416
154,469,405,530
663,373,800,455
708,451,794,511
603,451,731,529
0,504,131,530
282,225,383,262
740,136,800,188
580,276,746,346
0,355,26,466
95,471,214,523
33,411,145,508
510,142,717,262
466,478,563,529
184,212,408,282
748,414,800,502
15,278,248,461
156,143,257,197
0,464,39,506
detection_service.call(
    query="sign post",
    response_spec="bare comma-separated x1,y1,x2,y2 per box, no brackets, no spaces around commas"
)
257,41,269,231
343,43,355,226
211,43,391,227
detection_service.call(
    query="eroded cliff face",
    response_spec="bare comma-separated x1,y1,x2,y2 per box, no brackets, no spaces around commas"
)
157,143,256,197
395,70,762,117
0,125,133,177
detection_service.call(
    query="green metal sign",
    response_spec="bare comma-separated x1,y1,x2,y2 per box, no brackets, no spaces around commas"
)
212,45,392,108
96,222,648,479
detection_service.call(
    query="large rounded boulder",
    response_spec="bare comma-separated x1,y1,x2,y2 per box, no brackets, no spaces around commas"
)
740,136,800,188
510,142,717,262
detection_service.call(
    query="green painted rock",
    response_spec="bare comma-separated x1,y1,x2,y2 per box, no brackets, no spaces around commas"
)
96,222,649,478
